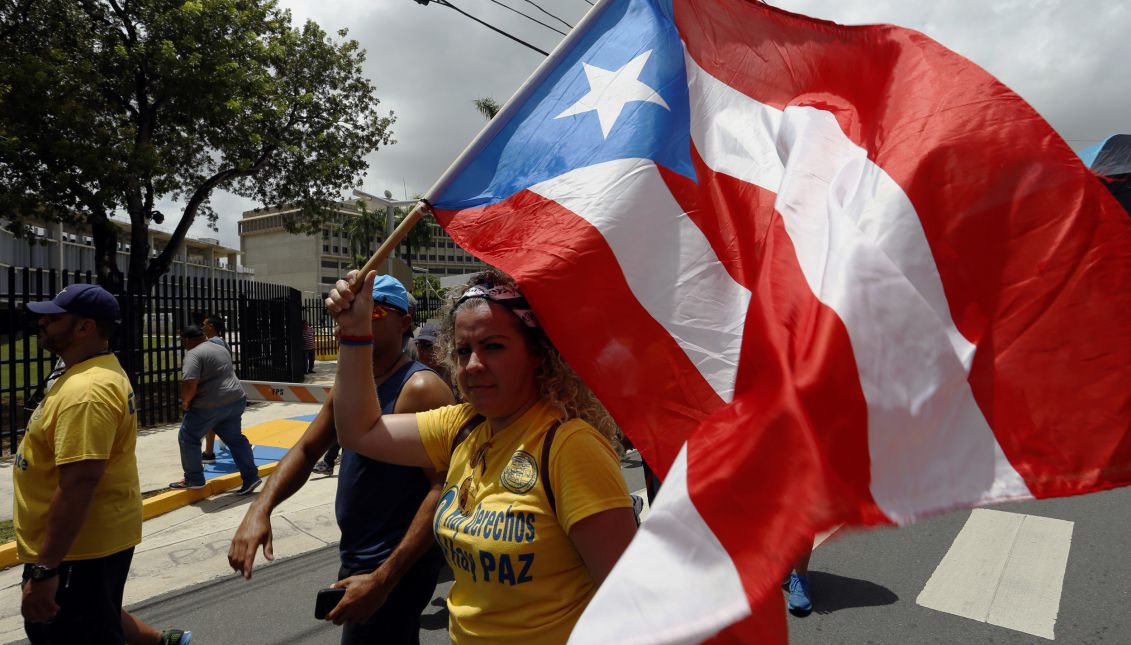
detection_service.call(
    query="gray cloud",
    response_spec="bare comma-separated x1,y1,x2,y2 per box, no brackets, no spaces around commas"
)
182,0,1127,249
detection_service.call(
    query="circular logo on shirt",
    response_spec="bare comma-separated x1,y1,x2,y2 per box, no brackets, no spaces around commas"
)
500,450,538,494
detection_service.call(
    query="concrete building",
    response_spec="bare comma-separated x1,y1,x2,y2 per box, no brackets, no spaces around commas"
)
238,200,488,299
0,218,248,290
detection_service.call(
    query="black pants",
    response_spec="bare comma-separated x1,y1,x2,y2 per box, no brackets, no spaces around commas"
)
336,547,443,645
322,440,341,467
24,547,134,645
306,350,316,373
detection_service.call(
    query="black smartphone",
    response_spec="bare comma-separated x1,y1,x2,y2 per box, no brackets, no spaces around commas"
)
314,587,346,620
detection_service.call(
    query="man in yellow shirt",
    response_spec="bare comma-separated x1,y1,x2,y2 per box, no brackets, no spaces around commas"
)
14,284,143,643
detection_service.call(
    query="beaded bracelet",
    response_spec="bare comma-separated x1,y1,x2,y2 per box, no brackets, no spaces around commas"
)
339,335,373,346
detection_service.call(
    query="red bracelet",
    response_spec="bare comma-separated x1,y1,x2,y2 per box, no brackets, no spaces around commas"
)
339,334,374,346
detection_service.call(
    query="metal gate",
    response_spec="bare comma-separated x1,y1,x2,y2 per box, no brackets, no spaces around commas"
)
238,287,304,384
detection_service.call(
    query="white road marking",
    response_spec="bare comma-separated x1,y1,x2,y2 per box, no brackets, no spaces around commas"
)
916,509,1073,640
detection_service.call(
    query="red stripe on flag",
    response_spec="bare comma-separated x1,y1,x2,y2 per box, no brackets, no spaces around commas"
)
660,151,883,523
687,150,883,515
676,0,1131,498
435,191,727,476
661,149,888,623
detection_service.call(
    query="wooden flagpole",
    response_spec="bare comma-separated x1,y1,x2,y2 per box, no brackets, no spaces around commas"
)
349,201,427,295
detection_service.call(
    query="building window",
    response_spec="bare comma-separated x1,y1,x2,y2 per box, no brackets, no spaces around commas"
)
323,244,329,252
320,276,338,285
333,245,340,254
321,260,338,269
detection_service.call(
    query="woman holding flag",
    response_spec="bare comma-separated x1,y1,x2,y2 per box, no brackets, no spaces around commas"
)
327,268,637,643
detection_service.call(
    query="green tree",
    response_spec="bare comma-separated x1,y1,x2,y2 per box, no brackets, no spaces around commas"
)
473,97,501,120
0,0,395,298
342,200,385,269
393,198,434,273
412,274,441,299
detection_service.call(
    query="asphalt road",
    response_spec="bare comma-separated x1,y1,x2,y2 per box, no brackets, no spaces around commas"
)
124,460,1131,644
787,486,1131,645
124,454,648,645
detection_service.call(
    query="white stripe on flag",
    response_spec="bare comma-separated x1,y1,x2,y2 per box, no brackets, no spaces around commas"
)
569,444,750,645
529,158,752,402
685,52,1032,522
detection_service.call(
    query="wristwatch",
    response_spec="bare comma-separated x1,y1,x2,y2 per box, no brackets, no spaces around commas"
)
25,564,59,581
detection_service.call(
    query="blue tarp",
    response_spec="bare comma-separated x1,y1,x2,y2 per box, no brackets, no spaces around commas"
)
1078,134,1131,175
1077,134,1130,216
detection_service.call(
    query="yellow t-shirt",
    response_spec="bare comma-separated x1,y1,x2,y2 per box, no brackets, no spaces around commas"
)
417,401,632,644
13,354,142,562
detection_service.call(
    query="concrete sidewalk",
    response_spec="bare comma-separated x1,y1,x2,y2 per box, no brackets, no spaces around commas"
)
0,361,340,643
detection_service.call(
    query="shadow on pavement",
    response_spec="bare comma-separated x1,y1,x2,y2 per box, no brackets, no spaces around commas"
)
420,565,454,632
193,492,258,515
419,603,449,632
807,571,898,615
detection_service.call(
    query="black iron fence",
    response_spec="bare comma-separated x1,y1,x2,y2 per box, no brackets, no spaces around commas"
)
301,297,339,360
2,267,305,455
299,291,448,363
414,293,445,326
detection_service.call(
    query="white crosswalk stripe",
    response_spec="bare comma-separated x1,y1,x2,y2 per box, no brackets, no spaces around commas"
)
916,509,1074,640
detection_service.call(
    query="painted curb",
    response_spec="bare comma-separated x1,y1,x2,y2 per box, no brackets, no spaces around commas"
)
0,461,280,571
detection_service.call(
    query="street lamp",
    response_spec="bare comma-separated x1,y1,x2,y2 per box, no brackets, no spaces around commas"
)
351,189,418,276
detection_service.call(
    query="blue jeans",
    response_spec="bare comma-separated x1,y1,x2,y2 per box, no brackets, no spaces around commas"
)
179,398,257,486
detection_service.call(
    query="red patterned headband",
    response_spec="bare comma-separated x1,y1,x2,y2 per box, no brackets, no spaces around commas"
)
457,284,540,328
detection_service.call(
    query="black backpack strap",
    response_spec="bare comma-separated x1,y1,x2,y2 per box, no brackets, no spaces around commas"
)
450,414,486,456
540,421,563,516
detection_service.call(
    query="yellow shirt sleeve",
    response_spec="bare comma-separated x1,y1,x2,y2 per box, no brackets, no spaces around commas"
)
53,393,124,466
549,422,632,534
416,403,479,472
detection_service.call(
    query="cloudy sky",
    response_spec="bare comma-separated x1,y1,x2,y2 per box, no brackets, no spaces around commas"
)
165,0,1129,249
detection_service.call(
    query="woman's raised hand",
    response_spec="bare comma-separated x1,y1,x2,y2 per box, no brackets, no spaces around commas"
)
325,270,376,337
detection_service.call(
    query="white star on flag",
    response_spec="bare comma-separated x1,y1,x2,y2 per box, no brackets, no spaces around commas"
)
555,50,670,138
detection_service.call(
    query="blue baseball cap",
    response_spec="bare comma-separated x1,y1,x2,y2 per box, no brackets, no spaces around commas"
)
27,283,121,323
415,321,438,343
372,275,409,314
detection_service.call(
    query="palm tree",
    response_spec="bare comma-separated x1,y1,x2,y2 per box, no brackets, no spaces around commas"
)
473,97,501,120
343,200,386,268
394,203,434,273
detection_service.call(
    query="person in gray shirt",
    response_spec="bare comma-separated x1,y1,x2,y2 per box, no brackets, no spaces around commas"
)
169,325,261,495
200,313,230,463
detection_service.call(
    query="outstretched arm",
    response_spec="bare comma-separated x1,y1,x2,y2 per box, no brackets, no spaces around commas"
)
227,393,337,579
325,270,432,467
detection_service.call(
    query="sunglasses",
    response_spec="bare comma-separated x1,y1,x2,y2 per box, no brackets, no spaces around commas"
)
371,305,404,320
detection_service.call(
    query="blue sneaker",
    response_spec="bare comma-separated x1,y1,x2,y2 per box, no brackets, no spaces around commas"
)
787,572,812,614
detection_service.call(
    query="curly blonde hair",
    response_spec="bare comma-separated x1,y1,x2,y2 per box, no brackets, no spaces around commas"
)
435,269,621,452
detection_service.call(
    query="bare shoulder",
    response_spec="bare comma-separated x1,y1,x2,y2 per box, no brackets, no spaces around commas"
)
394,369,455,413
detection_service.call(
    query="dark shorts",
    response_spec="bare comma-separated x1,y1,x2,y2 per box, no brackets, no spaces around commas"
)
336,547,444,645
23,547,134,645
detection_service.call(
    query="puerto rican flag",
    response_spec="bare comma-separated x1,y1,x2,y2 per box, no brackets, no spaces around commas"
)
426,0,1131,642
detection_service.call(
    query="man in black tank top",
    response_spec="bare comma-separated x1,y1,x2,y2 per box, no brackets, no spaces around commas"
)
228,276,453,643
